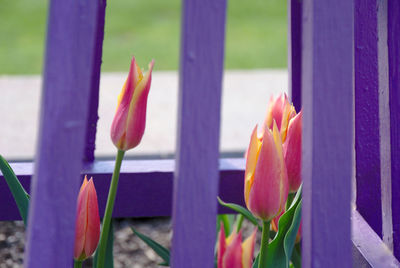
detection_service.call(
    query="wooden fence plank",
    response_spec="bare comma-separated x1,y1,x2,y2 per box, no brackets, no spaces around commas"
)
24,1,106,267
171,0,227,266
354,0,383,238
301,0,353,267
376,0,394,252
288,0,302,110
0,159,245,220
388,0,400,258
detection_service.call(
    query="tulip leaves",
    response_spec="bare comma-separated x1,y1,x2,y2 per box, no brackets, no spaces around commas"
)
266,185,302,268
217,197,262,230
0,155,30,226
131,226,170,266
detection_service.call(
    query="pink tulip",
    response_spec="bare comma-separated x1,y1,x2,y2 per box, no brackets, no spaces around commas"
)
244,121,289,221
217,224,257,268
283,111,302,192
111,56,154,151
262,93,296,142
74,176,100,261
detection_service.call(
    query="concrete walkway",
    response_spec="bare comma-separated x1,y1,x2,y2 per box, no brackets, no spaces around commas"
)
0,70,288,160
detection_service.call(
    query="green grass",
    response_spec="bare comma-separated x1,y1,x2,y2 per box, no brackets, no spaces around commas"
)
0,0,286,74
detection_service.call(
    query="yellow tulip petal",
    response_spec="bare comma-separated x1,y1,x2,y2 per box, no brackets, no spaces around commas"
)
244,125,262,206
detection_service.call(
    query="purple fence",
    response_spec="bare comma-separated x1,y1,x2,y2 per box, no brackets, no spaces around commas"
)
1,0,400,267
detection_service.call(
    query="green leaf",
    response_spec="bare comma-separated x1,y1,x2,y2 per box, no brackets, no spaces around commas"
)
0,155,30,226
131,225,170,266
93,220,114,268
252,253,260,268
290,243,302,268
217,197,261,230
284,201,302,266
265,185,302,268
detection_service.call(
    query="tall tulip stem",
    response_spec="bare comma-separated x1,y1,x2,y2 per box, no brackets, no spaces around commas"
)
96,149,125,268
258,220,270,268
73,260,82,268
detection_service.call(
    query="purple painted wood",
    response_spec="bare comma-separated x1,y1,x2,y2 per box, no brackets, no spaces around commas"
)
388,0,400,258
0,159,245,220
352,210,400,267
24,1,106,267
171,0,227,266
288,0,302,110
84,1,106,162
301,0,353,267
354,0,383,238
376,0,394,251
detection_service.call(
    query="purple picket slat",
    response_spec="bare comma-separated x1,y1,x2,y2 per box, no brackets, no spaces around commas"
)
0,159,245,220
24,1,106,267
388,0,400,258
171,0,227,266
301,0,353,267
354,0,383,238
288,0,302,110
84,1,107,162
352,210,400,268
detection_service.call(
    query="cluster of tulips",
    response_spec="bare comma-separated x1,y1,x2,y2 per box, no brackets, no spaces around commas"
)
1,55,302,268
218,94,302,268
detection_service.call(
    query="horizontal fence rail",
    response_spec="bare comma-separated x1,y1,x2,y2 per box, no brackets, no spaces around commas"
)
0,159,245,221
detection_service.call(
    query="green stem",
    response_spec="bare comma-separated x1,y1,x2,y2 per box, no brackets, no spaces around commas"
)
235,214,244,233
96,149,125,268
73,260,82,268
258,220,270,268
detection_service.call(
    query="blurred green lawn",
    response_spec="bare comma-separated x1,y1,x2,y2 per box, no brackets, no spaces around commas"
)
0,0,287,74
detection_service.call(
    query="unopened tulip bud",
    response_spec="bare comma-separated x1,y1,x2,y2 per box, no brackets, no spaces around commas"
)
111,56,154,151
283,111,302,192
262,93,296,142
217,224,257,268
74,176,100,261
244,121,289,221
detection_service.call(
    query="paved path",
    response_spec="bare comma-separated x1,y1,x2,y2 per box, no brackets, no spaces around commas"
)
0,70,288,160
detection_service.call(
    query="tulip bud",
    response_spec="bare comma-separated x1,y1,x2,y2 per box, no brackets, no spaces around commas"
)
74,176,100,261
244,121,289,221
262,93,296,142
111,56,155,151
283,111,302,192
217,224,257,268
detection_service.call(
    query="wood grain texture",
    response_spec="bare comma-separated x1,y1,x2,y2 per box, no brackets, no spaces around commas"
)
388,0,400,258
84,1,106,162
171,0,227,266
0,159,245,220
288,0,302,110
352,210,400,268
301,0,353,267
24,1,106,267
354,0,383,238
